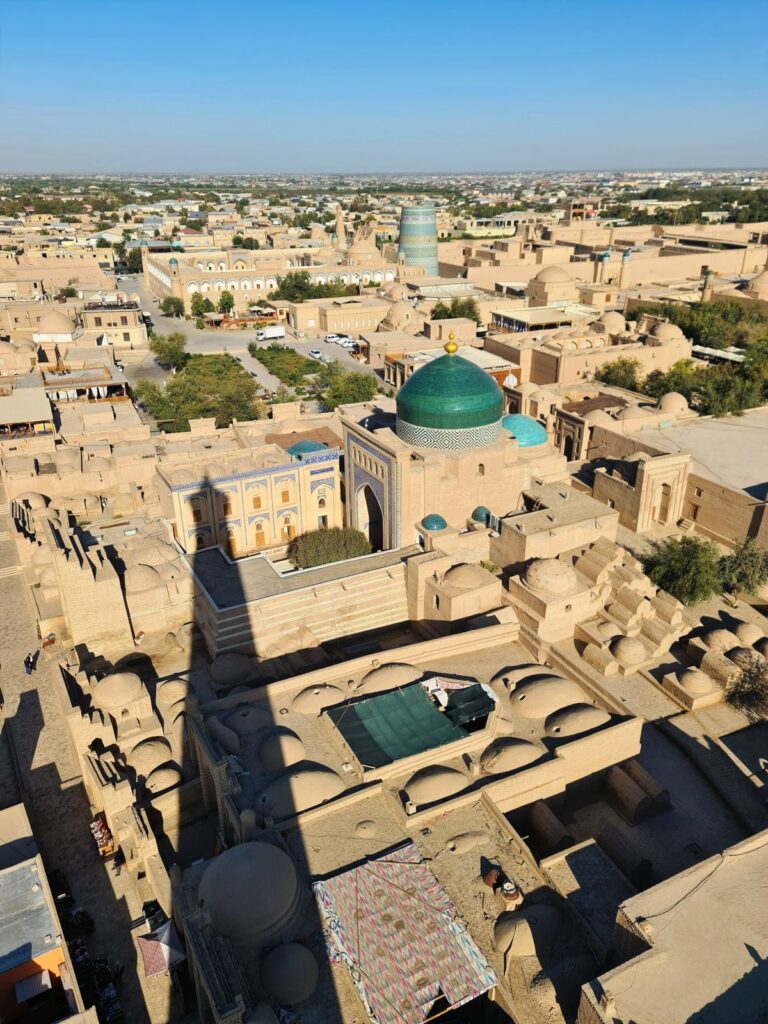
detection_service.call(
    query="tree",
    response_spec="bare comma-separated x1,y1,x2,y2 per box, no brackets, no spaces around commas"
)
595,357,642,392
317,361,378,409
159,296,185,317
96,237,111,248
720,538,768,596
218,290,235,315
123,212,132,222
113,241,126,262
642,536,722,605
134,354,265,431
232,235,244,247
268,270,356,302
240,237,259,249
724,653,768,721
150,331,188,371
288,527,372,568
430,297,482,325
126,248,143,273
57,285,79,299
190,293,216,319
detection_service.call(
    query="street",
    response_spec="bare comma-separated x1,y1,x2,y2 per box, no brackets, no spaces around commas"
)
118,274,377,397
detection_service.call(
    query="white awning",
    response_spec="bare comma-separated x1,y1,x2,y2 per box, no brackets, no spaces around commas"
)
15,969,52,1003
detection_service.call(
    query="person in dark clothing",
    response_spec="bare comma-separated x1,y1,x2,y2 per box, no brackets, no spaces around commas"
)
24,654,33,676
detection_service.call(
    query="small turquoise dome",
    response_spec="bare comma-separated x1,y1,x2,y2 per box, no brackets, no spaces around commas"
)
288,439,327,459
472,506,491,524
501,414,548,447
421,514,447,532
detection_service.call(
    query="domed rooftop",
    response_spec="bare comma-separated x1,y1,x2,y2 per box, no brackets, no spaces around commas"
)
209,652,251,688
156,678,190,706
489,663,545,688
128,737,172,776
501,414,548,447
199,842,299,944
92,671,143,711
124,564,162,594
493,905,562,957
651,321,685,341
598,311,626,333
511,676,586,719
746,270,768,299
678,668,713,695
225,704,273,735
405,765,468,806
421,513,447,532
260,943,319,1005
259,730,305,772
471,505,491,524
145,764,183,794
396,341,503,450
545,703,610,738
658,391,689,415
583,408,615,426
617,405,653,421
524,558,578,597
36,310,76,335
734,621,764,647
532,265,573,284
292,683,345,714
358,662,422,693
444,563,494,589
260,765,345,817
703,628,739,653
17,491,49,509
611,636,647,668
480,738,544,774
287,439,327,459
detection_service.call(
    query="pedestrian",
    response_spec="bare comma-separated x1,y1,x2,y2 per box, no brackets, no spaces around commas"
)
24,654,32,676
0,687,4,712
31,649,40,672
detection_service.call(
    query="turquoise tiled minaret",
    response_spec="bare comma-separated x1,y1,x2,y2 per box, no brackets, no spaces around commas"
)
397,202,438,276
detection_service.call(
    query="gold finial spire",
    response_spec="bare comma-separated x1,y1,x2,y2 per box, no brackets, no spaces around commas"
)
444,331,458,355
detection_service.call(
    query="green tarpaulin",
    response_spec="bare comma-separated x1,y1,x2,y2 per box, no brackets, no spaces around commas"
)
327,683,467,769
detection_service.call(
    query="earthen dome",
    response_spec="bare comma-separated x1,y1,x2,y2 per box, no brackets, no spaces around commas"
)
17,491,49,509
652,322,685,341
292,683,346,713
678,668,713,695
92,671,143,711
198,842,299,944
490,663,544,688
702,628,739,653
405,765,468,805
260,943,319,1005
128,737,172,776
583,409,615,427
259,730,306,772
524,558,578,597
493,905,562,957
225,705,273,735
358,662,422,693
260,765,345,817
545,703,610,737
658,391,689,415
209,652,251,687
511,676,586,719
36,310,76,335
444,563,495,589
124,564,161,594
611,636,647,668
617,405,652,421
145,764,183,793
734,621,764,647
480,738,544,773
532,265,572,284
598,311,626,333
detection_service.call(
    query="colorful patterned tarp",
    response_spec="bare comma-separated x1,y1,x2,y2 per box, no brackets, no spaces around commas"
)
313,842,497,1024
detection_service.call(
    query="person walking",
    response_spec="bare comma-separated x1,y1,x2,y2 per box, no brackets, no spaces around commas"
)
24,653,33,676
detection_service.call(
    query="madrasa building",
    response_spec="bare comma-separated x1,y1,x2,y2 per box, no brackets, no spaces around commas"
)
343,335,568,551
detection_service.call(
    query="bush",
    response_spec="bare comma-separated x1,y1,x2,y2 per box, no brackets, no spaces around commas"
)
720,538,768,596
159,296,185,317
724,653,768,721
642,536,722,605
268,270,358,302
249,343,319,386
595,357,642,392
288,527,372,568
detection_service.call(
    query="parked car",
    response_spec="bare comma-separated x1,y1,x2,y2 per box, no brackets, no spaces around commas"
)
338,339,356,350
309,349,322,359
324,333,340,343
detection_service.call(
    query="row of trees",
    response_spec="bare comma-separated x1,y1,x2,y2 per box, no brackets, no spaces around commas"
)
268,271,358,303
430,297,482,325
248,344,378,408
643,536,768,605
629,298,768,351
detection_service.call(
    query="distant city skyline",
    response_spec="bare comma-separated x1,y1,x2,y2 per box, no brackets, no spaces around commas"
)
2,0,767,174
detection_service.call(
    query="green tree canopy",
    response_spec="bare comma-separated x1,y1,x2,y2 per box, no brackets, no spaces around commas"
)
134,354,265,431
269,270,357,302
217,290,235,314
641,536,722,605
724,653,768,721
288,527,372,568
720,538,768,596
190,292,216,318
594,357,642,392
317,360,378,409
159,296,185,317
150,331,188,371
126,248,143,273
430,297,482,325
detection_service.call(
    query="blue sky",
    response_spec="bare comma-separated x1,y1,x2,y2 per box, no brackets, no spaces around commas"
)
2,0,767,173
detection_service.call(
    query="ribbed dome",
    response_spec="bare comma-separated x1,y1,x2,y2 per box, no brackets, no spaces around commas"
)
396,347,503,450
198,842,299,944
501,414,548,447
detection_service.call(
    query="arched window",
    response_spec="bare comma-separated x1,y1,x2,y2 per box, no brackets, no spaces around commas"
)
318,497,326,509
219,261,226,271
187,282,198,293
478,463,485,477
254,521,265,546
207,262,215,271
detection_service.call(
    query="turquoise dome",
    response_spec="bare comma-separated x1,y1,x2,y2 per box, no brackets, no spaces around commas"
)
421,514,447,532
396,347,503,450
471,506,491,524
501,414,548,447
288,439,327,459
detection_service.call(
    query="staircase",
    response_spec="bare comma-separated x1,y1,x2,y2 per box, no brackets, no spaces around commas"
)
677,517,696,533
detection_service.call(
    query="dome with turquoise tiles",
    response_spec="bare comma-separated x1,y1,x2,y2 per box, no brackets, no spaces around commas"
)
471,506,491,524
287,439,327,459
396,338,503,451
421,514,447,532
501,414,548,447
